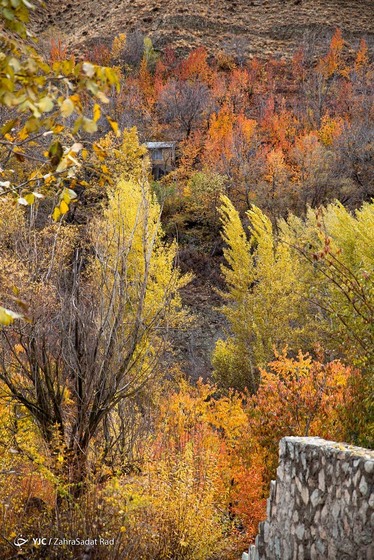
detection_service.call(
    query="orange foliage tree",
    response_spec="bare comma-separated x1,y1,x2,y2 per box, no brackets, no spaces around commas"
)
203,104,235,172
178,46,213,85
317,28,346,79
150,379,267,549
249,350,354,478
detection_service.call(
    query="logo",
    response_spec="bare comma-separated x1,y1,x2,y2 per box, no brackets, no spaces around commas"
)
14,537,29,547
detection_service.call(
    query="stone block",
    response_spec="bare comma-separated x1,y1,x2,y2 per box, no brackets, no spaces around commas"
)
301,486,309,505
318,469,325,492
359,476,369,497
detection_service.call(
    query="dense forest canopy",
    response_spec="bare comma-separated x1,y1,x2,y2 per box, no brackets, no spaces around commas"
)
0,1,373,559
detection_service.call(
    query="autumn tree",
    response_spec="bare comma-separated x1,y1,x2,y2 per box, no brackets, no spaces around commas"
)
203,104,234,174
214,195,373,425
157,79,212,138
145,378,266,556
120,29,145,68
0,150,189,492
90,126,148,187
177,47,212,85
0,0,120,193
332,121,374,206
291,131,335,210
0,0,122,324
226,115,261,210
249,350,354,478
281,202,374,372
213,196,313,392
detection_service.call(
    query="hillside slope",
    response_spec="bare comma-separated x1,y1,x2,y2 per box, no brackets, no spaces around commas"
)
32,0,374,58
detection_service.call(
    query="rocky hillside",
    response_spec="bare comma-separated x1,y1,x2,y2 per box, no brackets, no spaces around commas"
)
32,0,374,59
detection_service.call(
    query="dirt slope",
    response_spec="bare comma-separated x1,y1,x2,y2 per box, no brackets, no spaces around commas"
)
32,0,374,59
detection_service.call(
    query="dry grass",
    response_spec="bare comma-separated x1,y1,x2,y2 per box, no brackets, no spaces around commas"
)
32,0,374,59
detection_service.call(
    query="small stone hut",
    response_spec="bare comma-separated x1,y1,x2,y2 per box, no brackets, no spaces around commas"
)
145,141,176,179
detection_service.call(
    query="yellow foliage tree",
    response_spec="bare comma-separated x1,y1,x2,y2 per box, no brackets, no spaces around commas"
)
0,158,190,493
213,197,373,444
213,196,312,392
92,127,148,187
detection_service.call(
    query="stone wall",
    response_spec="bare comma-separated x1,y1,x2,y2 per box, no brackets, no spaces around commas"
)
242,437,374,560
